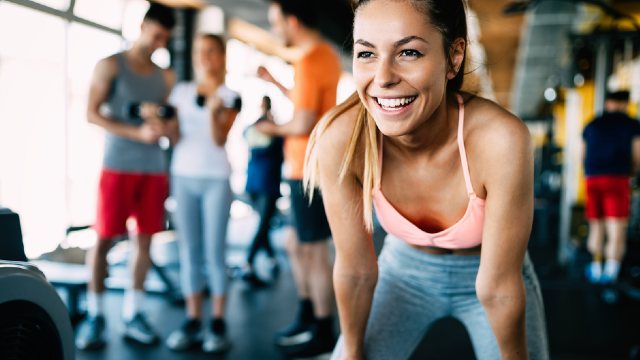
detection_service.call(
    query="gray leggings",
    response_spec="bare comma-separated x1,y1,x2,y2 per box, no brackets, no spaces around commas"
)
332,235,549,360
171,176,232,296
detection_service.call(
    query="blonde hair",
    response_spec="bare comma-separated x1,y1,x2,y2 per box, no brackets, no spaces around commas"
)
303,92,380,232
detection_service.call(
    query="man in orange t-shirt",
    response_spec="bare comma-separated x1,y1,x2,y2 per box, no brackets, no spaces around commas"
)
256,0,341,357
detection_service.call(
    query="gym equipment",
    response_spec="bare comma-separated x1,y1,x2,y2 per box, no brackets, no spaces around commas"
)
126,103,176,120
0,261,74,360
195,93,242,111
0,208,27,262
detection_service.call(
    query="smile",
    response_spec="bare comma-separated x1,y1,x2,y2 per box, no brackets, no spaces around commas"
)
375,96,417,111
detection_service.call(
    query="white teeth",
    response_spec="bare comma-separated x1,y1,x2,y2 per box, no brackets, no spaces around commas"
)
376,96,416,108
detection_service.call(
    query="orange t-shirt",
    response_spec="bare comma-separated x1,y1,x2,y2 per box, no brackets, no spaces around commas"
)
285,42,342,180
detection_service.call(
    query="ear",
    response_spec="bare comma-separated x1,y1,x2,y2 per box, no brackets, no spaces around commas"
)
447,38,466,80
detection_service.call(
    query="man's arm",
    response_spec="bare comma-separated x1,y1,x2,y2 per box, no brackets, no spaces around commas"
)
258,66,291,99
86,57,160,144
255,109,317,137
632,137,640,173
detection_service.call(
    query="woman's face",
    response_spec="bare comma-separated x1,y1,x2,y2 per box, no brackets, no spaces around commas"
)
193,37,225,76
352,0,462,136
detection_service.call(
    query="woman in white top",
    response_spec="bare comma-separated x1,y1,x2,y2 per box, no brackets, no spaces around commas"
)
165,33,240,353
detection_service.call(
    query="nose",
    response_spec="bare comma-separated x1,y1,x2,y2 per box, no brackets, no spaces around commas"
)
374,58,400,88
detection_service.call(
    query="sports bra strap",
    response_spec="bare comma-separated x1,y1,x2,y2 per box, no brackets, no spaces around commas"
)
376,131,383,190
456,93,476,197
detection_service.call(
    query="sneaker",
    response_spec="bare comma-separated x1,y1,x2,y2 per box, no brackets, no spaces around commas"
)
276,320,314,347
585,263,602,284
166,318,202,351
76,315,107,350
242,270,269,288
203,318,231,353
600,272,616,285
123,313,159,345
284,328,336,359
202,332,231,353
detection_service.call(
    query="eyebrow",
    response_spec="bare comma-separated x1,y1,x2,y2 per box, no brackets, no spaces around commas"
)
354,36,429,48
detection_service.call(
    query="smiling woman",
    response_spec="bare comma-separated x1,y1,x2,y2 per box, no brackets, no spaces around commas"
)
304,0,550,359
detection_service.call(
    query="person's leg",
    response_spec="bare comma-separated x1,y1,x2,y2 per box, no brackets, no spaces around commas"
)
602,177,632,282
202,178,233,353
296,188,334,335
87,239,114,295
585,177,605,283
78,170,131,350
604,218,628,281
587,219,605,281
454,253,549,360
247,194,278,266
304,241,333,319
173,177,206,319
123,173,168,344
166,176,207,351
521,253,550,359
285,228,311,297
331,236,445,360
276,181,315,346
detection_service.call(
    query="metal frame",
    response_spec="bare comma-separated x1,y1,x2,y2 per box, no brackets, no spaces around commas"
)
5,0,122,36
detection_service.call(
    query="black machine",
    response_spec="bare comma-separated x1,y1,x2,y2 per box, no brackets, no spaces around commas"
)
0,208,74,360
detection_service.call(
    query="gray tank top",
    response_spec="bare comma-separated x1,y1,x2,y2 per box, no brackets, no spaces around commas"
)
102,52,167,173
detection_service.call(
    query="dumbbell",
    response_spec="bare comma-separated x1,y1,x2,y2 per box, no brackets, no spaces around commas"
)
127,103,176,120
195,94,242,111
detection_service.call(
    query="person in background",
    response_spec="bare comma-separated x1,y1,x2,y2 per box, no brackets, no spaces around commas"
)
305,0,549,358
164,33,241,353
76,3,177,350
243,95,284,287
257,0,342,357
582,90,640,284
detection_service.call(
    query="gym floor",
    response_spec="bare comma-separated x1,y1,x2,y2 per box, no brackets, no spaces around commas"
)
71,210,640,360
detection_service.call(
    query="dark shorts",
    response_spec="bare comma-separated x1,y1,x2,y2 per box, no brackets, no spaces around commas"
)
95,169,168,239
287,180,331,242
585,175,630,219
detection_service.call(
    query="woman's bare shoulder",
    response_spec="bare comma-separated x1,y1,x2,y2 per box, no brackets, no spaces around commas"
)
461,93,532,193
463,93,531,150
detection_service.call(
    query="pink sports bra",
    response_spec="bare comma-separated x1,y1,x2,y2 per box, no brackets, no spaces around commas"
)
372,94,485,249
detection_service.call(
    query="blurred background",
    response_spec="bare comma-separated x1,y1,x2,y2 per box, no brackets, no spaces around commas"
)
0,0,639,359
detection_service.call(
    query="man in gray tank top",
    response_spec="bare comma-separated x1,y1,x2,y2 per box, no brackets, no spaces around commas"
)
75,3,178,351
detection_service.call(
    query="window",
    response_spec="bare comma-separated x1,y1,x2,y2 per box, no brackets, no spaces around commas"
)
66,23,122,229
0,2,67,257
74,0,126,30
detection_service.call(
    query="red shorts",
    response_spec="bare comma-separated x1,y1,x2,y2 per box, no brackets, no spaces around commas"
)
95,169,168,239
585,176,631,220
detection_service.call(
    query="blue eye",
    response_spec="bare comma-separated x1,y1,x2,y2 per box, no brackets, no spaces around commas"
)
400,49,422,57
356,51,374,59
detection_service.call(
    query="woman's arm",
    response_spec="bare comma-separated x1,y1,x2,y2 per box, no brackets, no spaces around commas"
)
315,108,377,360
207,96,239,146
475,107,534,360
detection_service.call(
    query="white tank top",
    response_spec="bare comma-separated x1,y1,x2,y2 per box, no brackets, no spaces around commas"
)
169,81,239,178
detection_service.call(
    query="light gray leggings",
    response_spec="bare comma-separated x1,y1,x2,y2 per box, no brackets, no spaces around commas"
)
332,235,549,360
171,176,232,296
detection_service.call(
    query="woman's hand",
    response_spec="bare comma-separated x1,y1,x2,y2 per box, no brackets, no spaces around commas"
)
205,95,224,117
